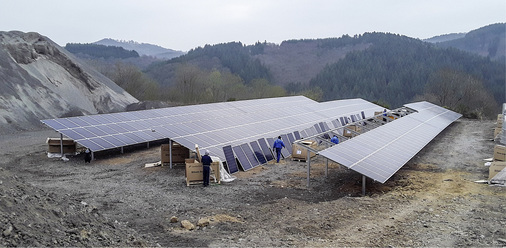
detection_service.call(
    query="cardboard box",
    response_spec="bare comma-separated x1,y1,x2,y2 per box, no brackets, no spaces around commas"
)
489,161,506,180
46,138,76,154
493,144,506,161
185,159,220,186
494,127,501,138
497,114,504,128
161,143,189,163
343,125,361,137
292,141,316,160
375,111,384,120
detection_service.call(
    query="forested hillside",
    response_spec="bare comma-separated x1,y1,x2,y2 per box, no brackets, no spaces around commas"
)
65,24,505,118
434,23,505,61
309,32,505,115
65,43,139,59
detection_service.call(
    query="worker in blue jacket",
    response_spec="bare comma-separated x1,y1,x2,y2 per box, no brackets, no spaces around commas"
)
201,150,213,187
273,136,285,163
331,135,339,145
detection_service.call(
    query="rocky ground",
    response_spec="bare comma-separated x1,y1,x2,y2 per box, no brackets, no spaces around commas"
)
0,118,505,247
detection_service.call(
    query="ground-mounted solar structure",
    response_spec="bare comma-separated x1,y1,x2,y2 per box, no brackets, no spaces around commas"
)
295,101,461,193
41,96,384,172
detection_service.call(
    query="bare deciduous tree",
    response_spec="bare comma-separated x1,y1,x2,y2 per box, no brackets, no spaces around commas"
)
422,68,497,119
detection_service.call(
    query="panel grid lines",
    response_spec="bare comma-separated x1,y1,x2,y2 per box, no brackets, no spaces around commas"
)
319,102,461,183
42,96,384,163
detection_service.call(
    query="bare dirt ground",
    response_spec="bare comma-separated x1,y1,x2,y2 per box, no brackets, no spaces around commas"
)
1,118,505,247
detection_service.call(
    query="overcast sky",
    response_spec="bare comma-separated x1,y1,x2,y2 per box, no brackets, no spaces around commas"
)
1,0,505,51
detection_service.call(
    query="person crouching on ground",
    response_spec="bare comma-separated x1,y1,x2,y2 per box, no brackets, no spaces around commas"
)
201,150,213,187
273,136,285,163
84,148,91,163
331,135,339,145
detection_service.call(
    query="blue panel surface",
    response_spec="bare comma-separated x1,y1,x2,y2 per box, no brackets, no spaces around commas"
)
77,139,103,151
59,129,85,140
257,138,273,161
250,141,267,164
222,145,239,174
287,133,296,144
293,131,301,140
102,135,128,147
232,145,252,171
241,143,260,167
89,137,115,149
314,123,322,133
266,137,275,149
42,119,66,130
73,128,98,139
318,122,326,132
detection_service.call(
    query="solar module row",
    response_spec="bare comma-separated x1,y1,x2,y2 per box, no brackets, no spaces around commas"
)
319,101,461,183
42,97,384,170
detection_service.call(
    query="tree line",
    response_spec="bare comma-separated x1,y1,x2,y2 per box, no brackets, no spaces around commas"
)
65,43,139,59
66,32,505,119
308,33,505,118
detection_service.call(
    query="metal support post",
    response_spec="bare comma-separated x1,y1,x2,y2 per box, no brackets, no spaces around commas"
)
325,158,329,178
91,151,94,161
147,142,150,148
307,148,311,188
169,139,173,169
362,175,366,196
60,133,64,157
121,147,124,154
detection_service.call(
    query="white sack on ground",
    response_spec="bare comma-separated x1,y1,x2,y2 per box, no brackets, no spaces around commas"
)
211,156,236,183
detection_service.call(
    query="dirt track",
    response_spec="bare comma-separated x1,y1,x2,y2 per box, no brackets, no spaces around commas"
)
1,119,505,247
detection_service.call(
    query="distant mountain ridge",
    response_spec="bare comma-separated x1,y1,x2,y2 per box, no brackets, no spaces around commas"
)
424,33,466,43
433,23,506,61
94,38,185,59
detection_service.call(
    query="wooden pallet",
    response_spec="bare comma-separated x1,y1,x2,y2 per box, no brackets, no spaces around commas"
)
186,180,203,186
292,158,307,162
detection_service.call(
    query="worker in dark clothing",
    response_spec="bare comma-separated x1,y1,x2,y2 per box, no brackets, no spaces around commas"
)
84,148,91,163
382,109,387,122
201,150,213,187
331,135,339,145
272,136,285,163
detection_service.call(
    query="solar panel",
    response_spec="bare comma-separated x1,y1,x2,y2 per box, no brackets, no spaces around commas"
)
293,131,301,140
322,122,331,132
222,145,239,174
241,143,260,167
232,145,252,171
250,141,267,164
318,122,326,132
287,133,296,144
266,137,275,150
299,130,308,139
280,134,291,158
258,138,274,161
339,117,346,125
314,123,322,133
331,119,340,128
42,96,385,164
319,102,461,183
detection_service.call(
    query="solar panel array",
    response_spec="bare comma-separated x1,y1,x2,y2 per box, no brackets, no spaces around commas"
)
42,96,384,172
319,101,462,183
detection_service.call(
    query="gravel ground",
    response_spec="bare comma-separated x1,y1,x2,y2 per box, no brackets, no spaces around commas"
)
1,118,505,247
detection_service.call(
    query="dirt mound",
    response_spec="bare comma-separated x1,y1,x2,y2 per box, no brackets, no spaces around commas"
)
0,31,138,131
0,167,146,247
